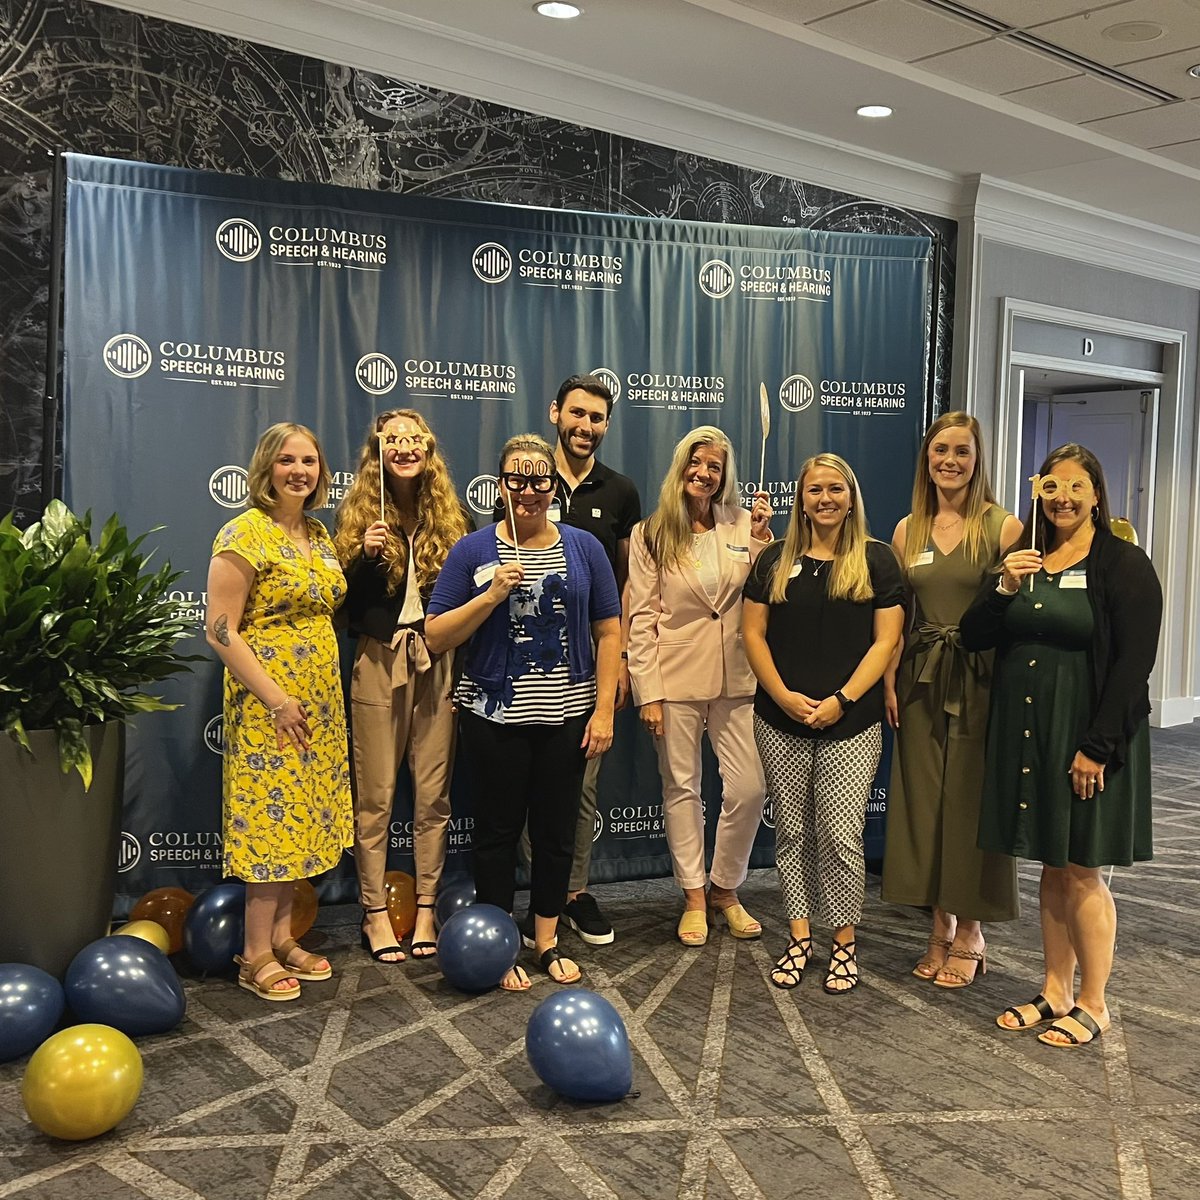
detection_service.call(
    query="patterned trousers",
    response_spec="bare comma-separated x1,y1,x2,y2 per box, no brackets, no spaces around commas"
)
754,716,882,928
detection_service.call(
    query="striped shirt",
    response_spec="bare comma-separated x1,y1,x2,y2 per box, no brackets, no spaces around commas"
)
455,537,596,725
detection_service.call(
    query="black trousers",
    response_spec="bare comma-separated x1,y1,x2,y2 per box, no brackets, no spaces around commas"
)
458,712,589,918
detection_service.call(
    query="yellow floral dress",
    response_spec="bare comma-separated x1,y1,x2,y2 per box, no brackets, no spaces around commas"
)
212,508,353,881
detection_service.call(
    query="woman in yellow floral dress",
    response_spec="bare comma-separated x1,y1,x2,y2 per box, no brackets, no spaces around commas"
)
206,423,353,1001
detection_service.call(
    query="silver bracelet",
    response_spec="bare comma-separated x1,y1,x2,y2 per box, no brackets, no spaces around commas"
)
267,698,290,719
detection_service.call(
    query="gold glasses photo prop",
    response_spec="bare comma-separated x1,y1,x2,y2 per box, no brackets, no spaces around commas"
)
1029,474,1093,501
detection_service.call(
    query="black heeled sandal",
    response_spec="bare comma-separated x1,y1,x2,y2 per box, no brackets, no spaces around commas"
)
410,902,438,959
770,936,813,990
823,938,859,995
360,906,405,963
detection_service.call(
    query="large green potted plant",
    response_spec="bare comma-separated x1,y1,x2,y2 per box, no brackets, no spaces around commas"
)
0,500,196,976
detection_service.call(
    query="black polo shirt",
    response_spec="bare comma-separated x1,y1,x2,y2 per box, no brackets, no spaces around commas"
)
494,458,641,574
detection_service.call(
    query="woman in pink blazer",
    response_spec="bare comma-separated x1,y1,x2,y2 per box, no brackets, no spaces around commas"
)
627,426,773,947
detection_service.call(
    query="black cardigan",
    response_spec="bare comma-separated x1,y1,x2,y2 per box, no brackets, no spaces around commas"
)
960,526,1162,772
341,509,475,643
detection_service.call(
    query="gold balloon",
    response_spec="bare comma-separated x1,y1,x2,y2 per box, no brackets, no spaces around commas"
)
113,920,171,955
290,878,319,938
384,870,417,940
22,1024,143,1141
129,887,194,955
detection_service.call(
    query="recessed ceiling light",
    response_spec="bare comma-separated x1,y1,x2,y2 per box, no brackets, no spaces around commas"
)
1188,64,1200,79
535,2,582,17
856,105,893,119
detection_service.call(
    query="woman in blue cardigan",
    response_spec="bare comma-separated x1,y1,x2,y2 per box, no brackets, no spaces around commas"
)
426,433,621,991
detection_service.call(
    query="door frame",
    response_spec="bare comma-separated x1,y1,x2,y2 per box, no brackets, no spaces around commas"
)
992,298,1193,726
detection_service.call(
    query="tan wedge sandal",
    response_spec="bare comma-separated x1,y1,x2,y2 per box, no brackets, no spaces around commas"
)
236,950,301,1002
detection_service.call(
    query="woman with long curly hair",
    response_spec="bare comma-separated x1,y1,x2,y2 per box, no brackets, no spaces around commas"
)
335,409,471,963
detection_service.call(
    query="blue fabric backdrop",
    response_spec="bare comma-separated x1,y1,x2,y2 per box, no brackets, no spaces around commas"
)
62,154,930,907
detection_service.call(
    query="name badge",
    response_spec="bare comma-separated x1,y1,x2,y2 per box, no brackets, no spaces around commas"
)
789,563,803,579
913,550,934,567
546,502,562,523
473,561,500,587
725,543,750,563
1059,570,1088,589
591,507,602,519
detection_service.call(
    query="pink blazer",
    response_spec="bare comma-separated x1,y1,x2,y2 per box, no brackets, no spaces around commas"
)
627,505,768,705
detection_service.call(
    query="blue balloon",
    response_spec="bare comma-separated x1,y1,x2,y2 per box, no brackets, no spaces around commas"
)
434,877,476,928
0,964,65,1063
436,904,519,991
526,989,633,1102
183,883,246,973
64,936,186,1037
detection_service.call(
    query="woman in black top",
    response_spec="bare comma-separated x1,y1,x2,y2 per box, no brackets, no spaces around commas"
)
743,453,905,993
334,410,471,963
961,444,1161,1047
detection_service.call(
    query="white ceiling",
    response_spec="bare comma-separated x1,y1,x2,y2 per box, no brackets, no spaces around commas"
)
106,0,1200,242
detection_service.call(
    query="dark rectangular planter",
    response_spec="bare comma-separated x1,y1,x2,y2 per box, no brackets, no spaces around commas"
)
0,723,125,978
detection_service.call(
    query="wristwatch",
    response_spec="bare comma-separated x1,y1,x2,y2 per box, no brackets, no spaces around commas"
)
833,689,855,712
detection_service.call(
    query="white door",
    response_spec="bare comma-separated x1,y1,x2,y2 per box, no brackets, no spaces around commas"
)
1020,389,1156,547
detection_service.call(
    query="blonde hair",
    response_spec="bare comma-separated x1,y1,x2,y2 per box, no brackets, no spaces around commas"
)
246,422,330,513
767,452,874,603
641,426,740,573
905,411,998,570
334,409,469,595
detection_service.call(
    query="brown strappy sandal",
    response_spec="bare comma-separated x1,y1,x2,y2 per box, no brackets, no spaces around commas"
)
236,950,301,1002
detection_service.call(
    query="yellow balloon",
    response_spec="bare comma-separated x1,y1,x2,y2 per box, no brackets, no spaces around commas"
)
113,919,172,955
22,1025,143,1141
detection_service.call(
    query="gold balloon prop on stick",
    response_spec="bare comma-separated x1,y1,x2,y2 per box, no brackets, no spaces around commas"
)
22,1025,143,1141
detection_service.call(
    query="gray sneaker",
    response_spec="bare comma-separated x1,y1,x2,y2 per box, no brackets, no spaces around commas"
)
561,892,615,946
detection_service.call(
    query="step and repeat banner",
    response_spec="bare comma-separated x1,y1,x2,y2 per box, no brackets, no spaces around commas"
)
62,154,931,908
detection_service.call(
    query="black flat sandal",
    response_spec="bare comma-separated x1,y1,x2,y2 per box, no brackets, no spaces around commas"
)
538,945,581,985
360,905,405,963
770,936,813,990
823,938,859,995
410,902,438,959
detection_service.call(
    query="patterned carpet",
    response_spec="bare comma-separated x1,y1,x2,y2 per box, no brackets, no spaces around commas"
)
2,722,1198,1199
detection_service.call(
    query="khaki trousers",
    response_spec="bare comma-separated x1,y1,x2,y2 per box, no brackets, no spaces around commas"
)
350,631,456,906
656,695,765,891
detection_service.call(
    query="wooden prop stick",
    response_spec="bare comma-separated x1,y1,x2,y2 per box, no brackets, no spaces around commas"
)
1028,474,1040,592
504,484,522,567
758,381,771,496
378,433,387,525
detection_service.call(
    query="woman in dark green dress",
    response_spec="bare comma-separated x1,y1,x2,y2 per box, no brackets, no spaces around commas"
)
962,444,1161,1048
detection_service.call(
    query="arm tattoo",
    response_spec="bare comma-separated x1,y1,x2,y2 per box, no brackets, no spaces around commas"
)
214,614,231,647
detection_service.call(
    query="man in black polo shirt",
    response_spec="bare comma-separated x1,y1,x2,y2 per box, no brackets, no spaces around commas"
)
506,373,641,945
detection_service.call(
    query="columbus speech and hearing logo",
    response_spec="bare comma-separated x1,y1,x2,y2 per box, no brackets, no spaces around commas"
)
356,352,398,396
466,474,500,516
592,809,604,842
215,218,262,262
118,832,142,873
472,242,512,284
209,465,249,508
779,374,815,413
698,260,735,299
589,367,621,405
103,333,153,379
203,715,225,755
761,797,775,830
